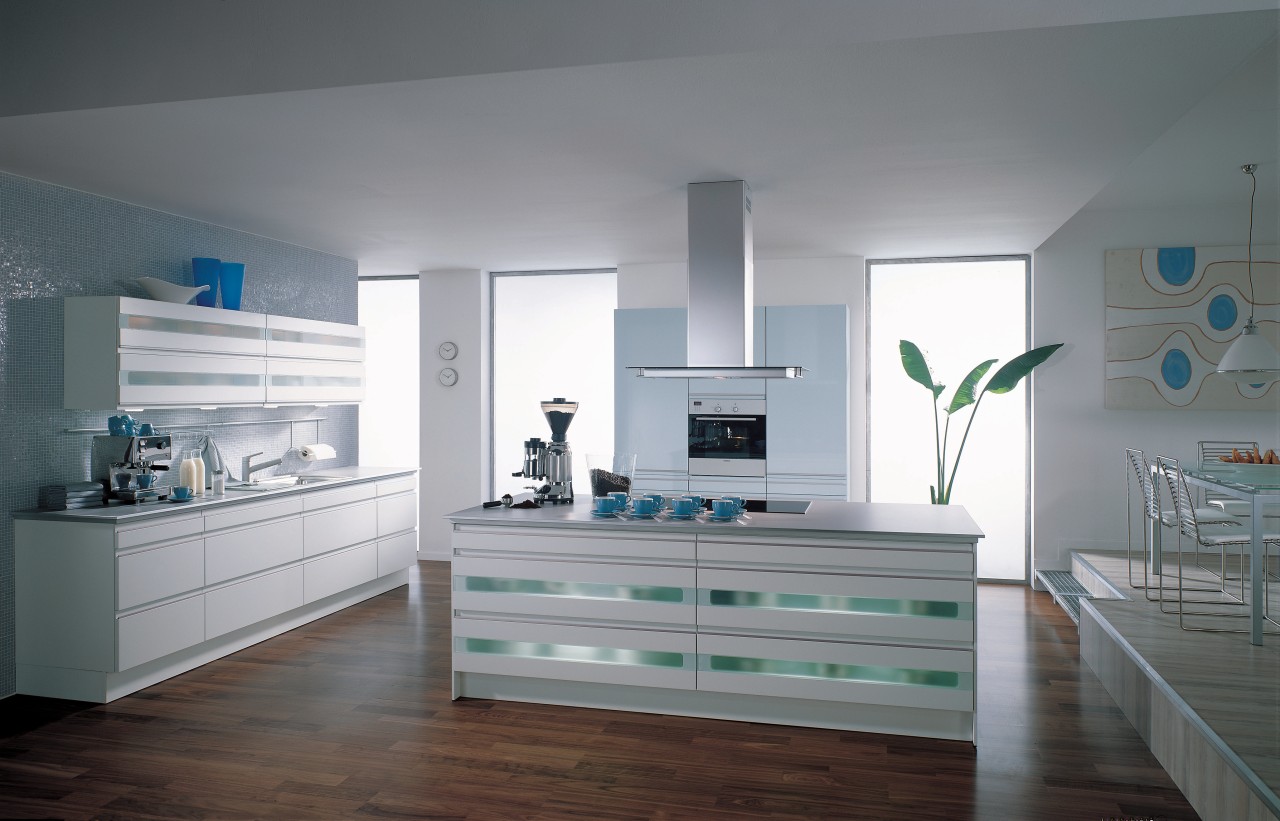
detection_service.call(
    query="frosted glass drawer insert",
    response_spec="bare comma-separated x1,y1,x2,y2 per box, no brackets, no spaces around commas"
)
701,589,971,620
459,575,689,604
456,637,690,670
699,654,971,690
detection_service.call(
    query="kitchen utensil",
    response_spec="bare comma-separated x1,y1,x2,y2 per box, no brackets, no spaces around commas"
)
510,398,578,504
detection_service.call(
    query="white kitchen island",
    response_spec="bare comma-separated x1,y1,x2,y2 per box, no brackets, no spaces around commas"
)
447,499,983,743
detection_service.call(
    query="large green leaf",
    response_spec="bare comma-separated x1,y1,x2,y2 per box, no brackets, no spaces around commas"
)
945,359,997,415
984,343,1064,395
899,340,944,399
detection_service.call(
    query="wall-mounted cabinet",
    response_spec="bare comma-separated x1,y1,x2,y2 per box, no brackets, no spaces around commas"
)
64,297,364,410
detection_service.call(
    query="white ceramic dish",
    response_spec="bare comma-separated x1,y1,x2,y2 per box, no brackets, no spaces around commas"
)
136,276,211,304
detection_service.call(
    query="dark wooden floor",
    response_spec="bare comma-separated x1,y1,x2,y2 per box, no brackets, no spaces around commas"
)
0,562,1199,820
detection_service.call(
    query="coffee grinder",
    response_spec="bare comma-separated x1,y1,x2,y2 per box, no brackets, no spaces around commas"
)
512,398,577,504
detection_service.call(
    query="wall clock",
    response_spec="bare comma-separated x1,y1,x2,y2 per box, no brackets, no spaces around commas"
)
438,367,458,387
438,341,458,360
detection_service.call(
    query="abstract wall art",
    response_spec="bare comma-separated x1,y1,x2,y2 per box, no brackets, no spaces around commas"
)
1105,245,1279,409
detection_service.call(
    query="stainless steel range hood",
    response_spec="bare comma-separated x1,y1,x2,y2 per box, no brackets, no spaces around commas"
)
632,181,803,379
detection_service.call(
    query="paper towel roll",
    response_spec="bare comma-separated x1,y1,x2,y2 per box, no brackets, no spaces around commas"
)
299,443,337,461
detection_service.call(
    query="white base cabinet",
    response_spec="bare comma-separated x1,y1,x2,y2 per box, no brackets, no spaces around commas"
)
451,521,976,742
15,473,418,703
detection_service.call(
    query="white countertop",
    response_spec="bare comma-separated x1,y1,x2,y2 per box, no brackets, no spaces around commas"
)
16,466,418,524
446,498,984,543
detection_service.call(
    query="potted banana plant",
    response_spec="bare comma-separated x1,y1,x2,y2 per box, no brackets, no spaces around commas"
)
899,340,1063,505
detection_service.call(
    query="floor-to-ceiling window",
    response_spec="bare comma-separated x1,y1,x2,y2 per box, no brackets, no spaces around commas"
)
867,257,1030,581
491,269,617,499
358,276,420,467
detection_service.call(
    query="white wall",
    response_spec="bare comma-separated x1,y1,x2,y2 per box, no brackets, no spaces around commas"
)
617,256,866,498
1032,205,1280,572
419,268,489,560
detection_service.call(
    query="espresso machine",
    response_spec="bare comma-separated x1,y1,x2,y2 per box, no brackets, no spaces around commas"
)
91,434,173,502
512,398,577,504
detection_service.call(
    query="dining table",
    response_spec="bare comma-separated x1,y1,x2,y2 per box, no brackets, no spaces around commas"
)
1181,463,1280,645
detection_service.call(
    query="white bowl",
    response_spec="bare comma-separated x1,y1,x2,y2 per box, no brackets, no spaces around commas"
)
136,277,211,304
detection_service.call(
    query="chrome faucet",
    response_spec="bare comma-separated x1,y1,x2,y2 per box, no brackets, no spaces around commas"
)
242,451,283,482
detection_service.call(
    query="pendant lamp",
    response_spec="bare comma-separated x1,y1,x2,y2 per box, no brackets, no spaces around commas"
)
1216,163,1279,384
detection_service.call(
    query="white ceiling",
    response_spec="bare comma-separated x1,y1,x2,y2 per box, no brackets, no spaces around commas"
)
0,2,1276,274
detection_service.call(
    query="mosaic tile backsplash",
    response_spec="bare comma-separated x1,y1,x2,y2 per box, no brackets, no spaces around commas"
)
0,171,359,697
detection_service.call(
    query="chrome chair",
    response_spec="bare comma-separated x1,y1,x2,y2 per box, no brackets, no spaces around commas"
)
1127,448,1239,602
1157,455,1279,632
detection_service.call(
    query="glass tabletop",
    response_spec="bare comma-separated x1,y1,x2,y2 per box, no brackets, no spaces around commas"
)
1184,463,1280,492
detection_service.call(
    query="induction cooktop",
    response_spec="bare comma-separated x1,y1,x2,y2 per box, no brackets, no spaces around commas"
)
740,499,811,514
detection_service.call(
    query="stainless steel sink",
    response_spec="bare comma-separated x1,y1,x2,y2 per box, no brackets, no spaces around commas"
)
224,475,343,492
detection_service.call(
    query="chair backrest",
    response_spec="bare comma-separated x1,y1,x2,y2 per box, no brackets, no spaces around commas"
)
1157,455,1199,542
1197,441,1258,506
1125,448,1159,522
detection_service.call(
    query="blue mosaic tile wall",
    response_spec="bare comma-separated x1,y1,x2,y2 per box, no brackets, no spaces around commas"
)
0,170,359,698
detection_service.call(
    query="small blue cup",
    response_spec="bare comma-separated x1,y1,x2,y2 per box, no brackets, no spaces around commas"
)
219,262,245,310
191,257,220,307
138,423,156,436
712,499,738,518
683,494,704,507
593,496,618,514
671,498,696,516
608,491,629,509
722,495,746,509
644,493,665,510
171,486,194,500
631,497,658,516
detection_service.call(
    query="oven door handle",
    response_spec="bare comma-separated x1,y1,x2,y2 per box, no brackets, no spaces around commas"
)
694,416,758,422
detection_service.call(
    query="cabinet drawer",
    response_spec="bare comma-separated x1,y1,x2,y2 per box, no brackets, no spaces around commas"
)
696,569,973,644
689,476,767,498
453,557,695,627
453,618,696,690
305,543,378,603
205,518,305,584
266,314,365,361
116,297,267,356
378,531,418,577
377,475,417,497
117,514,203,550
304,500,377,557
302,482,377,512
203,496,303,533
631,470,688,497
117,595,204,670
697,536,973,577
377,492,417,537
453,526,695,563
695,633,973,712
118,351,267,407
266,358,364,405
117,538,204,610
766,475,848,500
205,566,304,640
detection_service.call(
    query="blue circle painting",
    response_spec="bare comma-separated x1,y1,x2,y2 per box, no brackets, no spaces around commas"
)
1156,247,1196,286
1207,294,1238,331
1161,349,1192,390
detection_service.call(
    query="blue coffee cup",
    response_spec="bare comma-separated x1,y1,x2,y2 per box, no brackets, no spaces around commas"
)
593,496,618,514
136,473,155,489
138,423,156,436
712,498,739,518
631,497,658,516
671,497,696,516
608,491,629,508
683,494,704,507
171,486,194,500
644,493,665,510
722,495,746,510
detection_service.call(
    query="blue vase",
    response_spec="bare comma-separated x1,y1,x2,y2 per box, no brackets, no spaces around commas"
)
219,262,245,310
191,257,220,307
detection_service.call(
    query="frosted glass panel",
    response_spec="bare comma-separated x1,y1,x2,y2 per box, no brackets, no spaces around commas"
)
456,638,688,669
868,259,1028,581
358,278,420,467
702,655,970,689
492,271,617,498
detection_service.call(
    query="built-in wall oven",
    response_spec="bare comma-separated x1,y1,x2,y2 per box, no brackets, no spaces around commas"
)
688,397,766,477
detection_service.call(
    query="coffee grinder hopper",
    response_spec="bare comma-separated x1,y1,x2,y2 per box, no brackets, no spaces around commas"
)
541,398,578,442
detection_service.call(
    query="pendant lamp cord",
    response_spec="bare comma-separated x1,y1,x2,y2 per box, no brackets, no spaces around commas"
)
1244,163,1257,323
